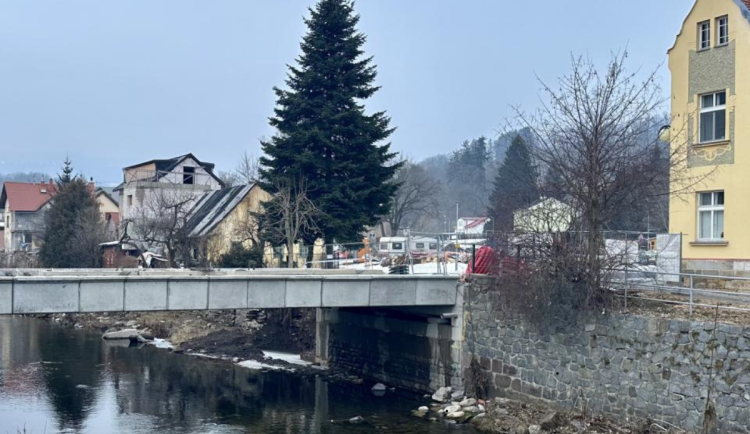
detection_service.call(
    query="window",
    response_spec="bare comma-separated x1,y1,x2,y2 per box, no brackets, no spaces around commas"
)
717,16,729,46
379,243,387,250
391,242,403,250
183,166,195,185
127,195,133,206
415,242,425,249
698,191,724,241
698,21,711,50
429,243,438,250
699,91,726,143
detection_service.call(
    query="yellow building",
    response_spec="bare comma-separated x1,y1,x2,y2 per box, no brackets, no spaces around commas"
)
668,0,750,274
184,184,271,264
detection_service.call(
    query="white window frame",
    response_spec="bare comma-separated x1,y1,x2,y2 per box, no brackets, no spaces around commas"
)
698,20,711,50
697,191,724,241
717,16,729,46
699,91,726,143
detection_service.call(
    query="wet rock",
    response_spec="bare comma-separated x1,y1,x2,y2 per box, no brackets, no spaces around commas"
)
411,410,427,418
103,329,140,340
472,412,486,422
459,398,477,407
432,386,452,403
349,416,364,424
450,389,465,400
463,405,480,413
129,334,148,344
511,424,528,434
444,404,461,414
418,406,429,412
446,410,465,419
540,411,562,431
529,425,542,434
371,383,386,397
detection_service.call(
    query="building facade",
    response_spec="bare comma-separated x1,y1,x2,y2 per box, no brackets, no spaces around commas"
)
668,0,750,274
0,180,56,252
116,153,223,224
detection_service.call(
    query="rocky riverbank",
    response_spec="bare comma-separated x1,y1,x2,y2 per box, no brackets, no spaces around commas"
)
414,386,685,433
47,308,316,362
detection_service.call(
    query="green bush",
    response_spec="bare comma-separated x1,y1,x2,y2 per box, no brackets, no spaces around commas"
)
219,243,264,268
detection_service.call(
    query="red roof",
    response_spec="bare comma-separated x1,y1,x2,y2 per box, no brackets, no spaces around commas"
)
465,217,489,229
0,181,57,212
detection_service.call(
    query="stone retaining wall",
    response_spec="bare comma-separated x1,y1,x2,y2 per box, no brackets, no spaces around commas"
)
464,288,750,433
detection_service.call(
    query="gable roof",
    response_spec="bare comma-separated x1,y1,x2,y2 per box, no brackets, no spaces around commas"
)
184,184,257,238
122,153,224,187
465,217,489,229
95,187,119,206
0,181,57,212
669,0,750,52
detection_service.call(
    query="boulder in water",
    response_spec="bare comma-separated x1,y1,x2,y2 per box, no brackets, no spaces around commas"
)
103,329,140,340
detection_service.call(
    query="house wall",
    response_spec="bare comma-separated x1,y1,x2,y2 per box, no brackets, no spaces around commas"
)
203,186,272,263
119,157,221,224
668,0,750,273
97,193,119,215
3,199,10,251
514,199,572,233
7,210,46,251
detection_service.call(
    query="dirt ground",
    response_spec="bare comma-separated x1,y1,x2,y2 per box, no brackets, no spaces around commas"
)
51,307,316,355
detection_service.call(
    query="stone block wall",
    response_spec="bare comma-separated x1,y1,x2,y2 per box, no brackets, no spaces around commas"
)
464,289,750,433
325,307,462,392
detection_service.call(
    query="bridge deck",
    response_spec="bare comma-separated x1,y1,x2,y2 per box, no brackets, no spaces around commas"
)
0,271,459,314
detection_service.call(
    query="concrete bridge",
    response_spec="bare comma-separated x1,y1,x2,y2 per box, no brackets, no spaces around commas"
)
0,268,466,393
0,269,459,314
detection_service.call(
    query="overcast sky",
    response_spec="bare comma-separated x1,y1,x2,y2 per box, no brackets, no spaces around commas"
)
0,0,693,185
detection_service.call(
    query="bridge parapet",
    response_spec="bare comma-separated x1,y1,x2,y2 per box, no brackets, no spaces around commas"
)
0,272,458,314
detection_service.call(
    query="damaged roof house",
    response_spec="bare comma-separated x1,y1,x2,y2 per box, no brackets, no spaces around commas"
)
115,153,224,225
113,154,268,266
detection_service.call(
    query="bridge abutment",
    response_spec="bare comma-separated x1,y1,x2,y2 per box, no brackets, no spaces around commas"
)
315,284,465,392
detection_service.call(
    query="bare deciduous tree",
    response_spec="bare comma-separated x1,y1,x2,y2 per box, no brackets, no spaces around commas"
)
265,177,322,268
220,152,261,187
387,159,442,235
126,189,199,267
511,52,708,307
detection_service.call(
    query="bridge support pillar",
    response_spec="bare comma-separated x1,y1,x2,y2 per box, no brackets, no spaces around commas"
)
315,307,337,366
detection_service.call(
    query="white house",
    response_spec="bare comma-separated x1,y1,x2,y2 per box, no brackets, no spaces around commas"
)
456,217,489,235
513,198,573,233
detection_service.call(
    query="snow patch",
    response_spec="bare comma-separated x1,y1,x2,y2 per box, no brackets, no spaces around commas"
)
237,360,292,371
149,338,174,349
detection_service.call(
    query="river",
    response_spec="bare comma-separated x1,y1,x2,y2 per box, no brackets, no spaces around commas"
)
0,317,477,433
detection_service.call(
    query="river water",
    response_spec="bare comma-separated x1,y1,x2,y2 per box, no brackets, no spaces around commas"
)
0,317,477,433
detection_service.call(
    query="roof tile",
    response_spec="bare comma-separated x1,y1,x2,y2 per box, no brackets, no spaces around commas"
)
1,181,57,212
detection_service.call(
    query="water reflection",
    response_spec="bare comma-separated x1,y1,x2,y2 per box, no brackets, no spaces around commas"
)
0,317,474,433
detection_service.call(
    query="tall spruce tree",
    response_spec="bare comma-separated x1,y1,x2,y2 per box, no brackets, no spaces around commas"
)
487,135,539,231
39,160,105,268
259,0,400,248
